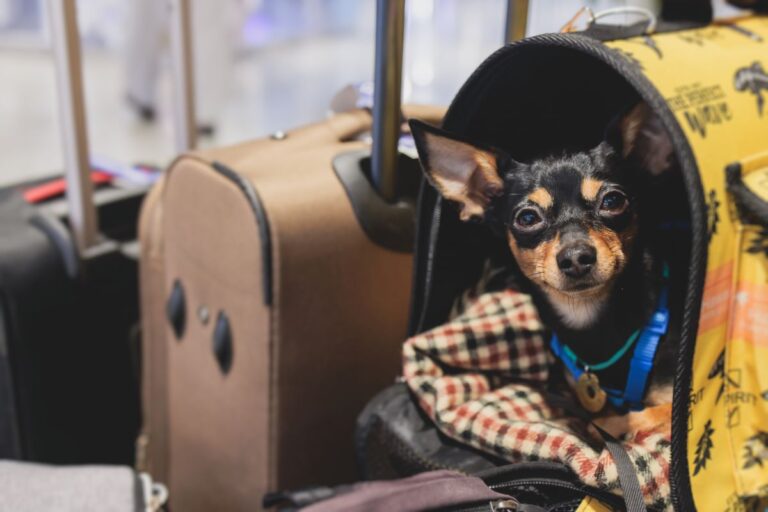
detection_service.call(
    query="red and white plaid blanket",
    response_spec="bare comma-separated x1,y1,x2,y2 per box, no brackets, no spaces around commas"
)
403,289,672,511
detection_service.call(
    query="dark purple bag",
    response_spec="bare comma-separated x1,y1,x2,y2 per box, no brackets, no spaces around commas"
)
295,471,511,512
265,460,635,512
263,464,631,512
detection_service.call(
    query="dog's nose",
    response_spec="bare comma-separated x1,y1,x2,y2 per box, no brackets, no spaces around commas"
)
556,243,597,278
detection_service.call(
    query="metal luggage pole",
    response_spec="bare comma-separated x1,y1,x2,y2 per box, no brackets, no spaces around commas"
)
371,0,405,203
169,0,197,152
505,0,530,43
47,0,98,253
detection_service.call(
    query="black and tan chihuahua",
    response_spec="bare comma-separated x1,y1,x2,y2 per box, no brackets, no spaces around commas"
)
410,104,679,436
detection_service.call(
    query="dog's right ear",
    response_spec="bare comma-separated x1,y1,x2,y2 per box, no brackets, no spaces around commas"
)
409,120,504,222
607,103,676,176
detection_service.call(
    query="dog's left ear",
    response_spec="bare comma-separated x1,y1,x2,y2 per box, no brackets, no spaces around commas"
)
609,103,676,176
409,120,505,221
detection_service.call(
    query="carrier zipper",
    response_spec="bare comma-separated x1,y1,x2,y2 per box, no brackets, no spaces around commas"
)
457,496,553,512
489,478,582,492
451,497,521,512
448,479,591,512
489,478,623,508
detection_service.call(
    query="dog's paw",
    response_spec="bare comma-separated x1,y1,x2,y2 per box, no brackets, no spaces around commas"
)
593,403,672,440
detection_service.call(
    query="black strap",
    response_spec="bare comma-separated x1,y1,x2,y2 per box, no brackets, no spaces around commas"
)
544,393,649,512
726,0,768,12
660,0,713,23
593,425,649,512
726,162,768,227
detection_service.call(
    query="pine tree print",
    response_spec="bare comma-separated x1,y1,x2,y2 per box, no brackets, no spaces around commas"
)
708,349,726,404
693,419,715,475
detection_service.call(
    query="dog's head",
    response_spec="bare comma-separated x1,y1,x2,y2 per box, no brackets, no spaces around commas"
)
410,103,674,328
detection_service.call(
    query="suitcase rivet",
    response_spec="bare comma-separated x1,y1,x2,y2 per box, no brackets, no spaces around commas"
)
213,311,233,374
197,305,210,325
270,130,287,140
166,280,186,340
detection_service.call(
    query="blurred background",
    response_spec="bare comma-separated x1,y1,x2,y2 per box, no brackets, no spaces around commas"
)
0,0,741,187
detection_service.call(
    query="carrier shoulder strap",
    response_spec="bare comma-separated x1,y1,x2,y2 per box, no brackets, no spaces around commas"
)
593,424,649,512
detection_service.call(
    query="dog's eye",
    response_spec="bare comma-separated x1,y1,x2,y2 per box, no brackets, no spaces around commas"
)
599,191,628,214
514,208,544,231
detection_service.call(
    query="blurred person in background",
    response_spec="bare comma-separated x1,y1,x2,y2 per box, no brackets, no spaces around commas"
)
124,0,247,136
0,0,41,30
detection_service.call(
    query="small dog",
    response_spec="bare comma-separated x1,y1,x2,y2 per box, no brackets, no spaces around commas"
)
410,104,680,436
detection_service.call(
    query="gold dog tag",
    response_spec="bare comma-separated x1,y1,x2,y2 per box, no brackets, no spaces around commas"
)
576,372,607,413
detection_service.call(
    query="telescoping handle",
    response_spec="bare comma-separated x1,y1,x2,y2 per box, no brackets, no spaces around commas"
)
47,0,196,257
504,0,530,43
370,0,529,203
168,0,197,153
370,0,405,203
48,0,98,253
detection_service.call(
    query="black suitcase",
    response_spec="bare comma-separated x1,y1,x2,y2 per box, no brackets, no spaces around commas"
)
0,0,169,464
0,181,143,463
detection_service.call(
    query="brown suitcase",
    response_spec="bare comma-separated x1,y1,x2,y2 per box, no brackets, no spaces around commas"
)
137,2,445,509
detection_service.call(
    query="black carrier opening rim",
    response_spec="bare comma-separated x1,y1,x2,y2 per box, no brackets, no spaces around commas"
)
410,33,708,511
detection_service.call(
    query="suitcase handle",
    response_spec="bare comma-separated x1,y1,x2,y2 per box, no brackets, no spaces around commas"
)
168,0,197,152
48,0,98,253
370,0,528,202
326,105,446,144
48,0,194,257
370,0,405,202
504,0,530,43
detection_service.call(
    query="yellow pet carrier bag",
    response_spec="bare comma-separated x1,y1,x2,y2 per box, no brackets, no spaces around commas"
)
605,16,768,510
357,12,768,512
607,16,768,511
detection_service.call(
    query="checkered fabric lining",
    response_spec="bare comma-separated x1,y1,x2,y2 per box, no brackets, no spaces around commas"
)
403,289,672,511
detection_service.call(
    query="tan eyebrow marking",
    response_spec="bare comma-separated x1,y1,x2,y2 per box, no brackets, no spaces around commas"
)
527,187,553,209
581,178,604,202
